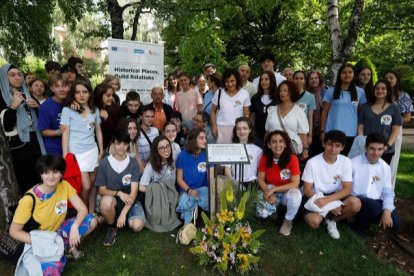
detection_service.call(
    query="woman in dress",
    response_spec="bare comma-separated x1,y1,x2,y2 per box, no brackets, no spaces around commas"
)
265,80,309,160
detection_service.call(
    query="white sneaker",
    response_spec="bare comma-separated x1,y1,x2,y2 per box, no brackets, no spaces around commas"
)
325,219,340,239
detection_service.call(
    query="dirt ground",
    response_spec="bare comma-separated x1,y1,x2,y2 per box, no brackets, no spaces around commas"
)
368,197,414,274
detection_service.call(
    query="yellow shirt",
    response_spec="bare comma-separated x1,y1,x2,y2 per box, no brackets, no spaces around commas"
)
13,180,77,232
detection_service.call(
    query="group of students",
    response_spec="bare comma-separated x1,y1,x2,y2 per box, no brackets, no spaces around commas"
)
0,52,412,274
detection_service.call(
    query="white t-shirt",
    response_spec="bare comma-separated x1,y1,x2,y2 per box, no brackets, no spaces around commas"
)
108,155,130,174
351,154,392,200
171,142,181,161
265,105,309,144
140,163,176,186
231,144,262,182
212,88,251,126
253,72,286,87
137,127,159,163
302,153,353,195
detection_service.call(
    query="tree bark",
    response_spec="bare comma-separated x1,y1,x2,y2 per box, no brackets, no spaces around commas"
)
0,124,20,230
327,0,364,84
107,0,125,39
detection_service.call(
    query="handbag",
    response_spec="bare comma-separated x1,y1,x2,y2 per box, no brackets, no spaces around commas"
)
276,106,303,155
176,206,198,245
0,193,40,264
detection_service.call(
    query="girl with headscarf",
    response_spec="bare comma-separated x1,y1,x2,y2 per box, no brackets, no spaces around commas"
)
0,64,46,195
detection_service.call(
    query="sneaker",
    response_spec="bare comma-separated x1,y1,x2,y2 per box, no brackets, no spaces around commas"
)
103,227,119,246
325,219,340,239
279,219,293,236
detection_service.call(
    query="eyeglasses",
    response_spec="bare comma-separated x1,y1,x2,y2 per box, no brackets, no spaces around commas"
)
158,145,171,152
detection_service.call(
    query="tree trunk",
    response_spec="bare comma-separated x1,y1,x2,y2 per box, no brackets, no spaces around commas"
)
107,0,125,39
327,0,364,84
0,125,20,231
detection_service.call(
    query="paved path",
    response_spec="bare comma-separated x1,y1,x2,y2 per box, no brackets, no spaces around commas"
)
402,128,414,151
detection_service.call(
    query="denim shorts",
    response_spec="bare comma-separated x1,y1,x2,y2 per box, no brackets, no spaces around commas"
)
115,197,146,222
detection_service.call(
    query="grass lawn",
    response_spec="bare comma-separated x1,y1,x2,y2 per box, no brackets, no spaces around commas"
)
2,151,413,275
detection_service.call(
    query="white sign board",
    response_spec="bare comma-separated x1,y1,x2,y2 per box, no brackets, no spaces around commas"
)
108,39,164,104
207,144,250,164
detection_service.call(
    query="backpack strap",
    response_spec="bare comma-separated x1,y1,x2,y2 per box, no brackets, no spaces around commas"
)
140,127,153,146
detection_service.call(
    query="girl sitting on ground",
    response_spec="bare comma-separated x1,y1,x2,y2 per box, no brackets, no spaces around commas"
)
10,155,97,272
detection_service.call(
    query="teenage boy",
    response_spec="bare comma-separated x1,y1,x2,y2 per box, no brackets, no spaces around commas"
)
38,75,70,156
351,133,400,236
253,52,286,87
96,130,145,246
191,111,215,144
302,130,361,239
137,105,159,171
145,86,173,131
175,72,203,126
120,91,142,120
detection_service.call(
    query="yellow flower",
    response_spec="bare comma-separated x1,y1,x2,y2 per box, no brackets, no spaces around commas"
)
225,180,234,202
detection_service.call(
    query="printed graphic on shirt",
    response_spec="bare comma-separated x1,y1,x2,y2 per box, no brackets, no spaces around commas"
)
380,115,392,125
88,121,95,131
122,174,132,186
298,103,306,110
55,200,68,215
333,175,341,185
371,175,381,185
198,162,207,172
280,169,291,180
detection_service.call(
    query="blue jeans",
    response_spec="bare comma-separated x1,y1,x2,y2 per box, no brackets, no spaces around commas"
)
176,186,209,224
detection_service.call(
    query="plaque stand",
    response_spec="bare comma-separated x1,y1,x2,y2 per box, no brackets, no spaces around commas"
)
206,144,250,219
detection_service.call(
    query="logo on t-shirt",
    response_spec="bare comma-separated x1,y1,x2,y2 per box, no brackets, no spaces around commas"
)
234,100,241,106
280,169,291,180
55,200,67,215
298,103,306,110
332,175,341,185
380,115,392,125
198,162,207,172
122,174,132,186
371,175,381,184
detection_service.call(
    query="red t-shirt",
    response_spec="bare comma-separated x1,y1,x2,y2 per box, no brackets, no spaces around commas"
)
258,154,300,187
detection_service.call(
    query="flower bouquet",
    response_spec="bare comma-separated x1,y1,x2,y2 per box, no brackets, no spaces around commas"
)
190,181,265,273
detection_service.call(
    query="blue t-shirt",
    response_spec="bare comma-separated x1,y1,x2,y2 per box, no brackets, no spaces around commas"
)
176,150,209,191
203,90,214,115
323,86,367,136
296,91,317,115
37,97,63,155
60,107,101,154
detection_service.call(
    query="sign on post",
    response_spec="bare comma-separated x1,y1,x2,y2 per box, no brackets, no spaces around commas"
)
108,39,164,104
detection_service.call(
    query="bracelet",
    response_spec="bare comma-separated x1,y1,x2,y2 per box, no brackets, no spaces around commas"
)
186,187,191,193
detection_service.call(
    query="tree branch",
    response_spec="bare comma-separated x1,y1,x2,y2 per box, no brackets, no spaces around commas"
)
342,0,364,59
131,7,141,41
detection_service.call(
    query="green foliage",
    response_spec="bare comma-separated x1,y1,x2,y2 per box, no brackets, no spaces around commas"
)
392,65,414,95
90,74,105,88
395,151,414,198
354,57,378,83
0,0,95,63
20,56,48,80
